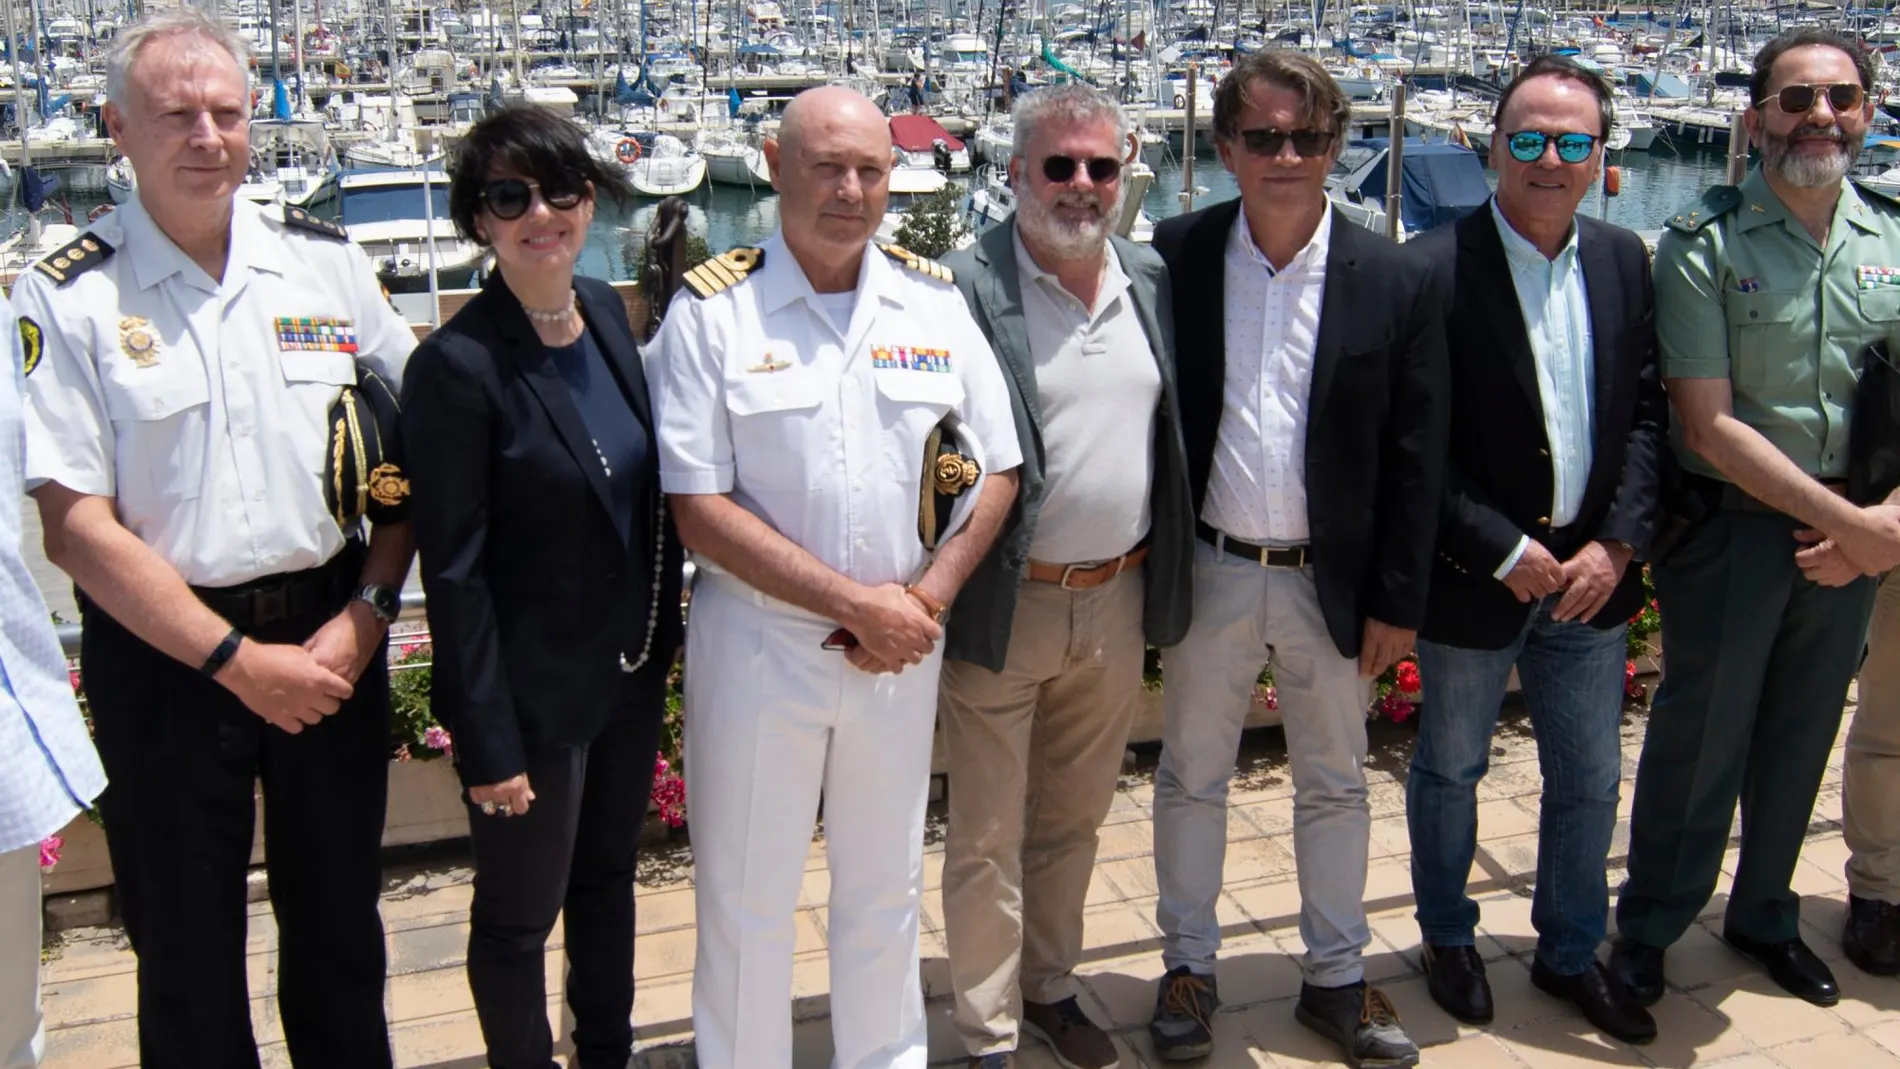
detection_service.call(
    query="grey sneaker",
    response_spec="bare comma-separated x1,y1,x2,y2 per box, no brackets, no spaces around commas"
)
1023,996,1119,1069
1293,981,1420,1069
1148,965,1218,1061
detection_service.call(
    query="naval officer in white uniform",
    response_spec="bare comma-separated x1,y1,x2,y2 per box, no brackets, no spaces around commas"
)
14,11,416,1068
648,86,1022,1069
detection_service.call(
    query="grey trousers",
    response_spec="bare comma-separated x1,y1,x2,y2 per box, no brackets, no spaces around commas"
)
1154,539,1373,987
0,844,41,1069
1846,569,1900,903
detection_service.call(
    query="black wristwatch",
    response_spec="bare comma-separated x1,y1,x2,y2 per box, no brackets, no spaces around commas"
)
354,584,400,624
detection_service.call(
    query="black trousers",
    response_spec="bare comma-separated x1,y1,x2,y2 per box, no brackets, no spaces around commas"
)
81,566,393,1069
465,660,668,1069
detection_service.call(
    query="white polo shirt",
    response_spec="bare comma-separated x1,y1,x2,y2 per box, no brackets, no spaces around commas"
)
648,234,1022,588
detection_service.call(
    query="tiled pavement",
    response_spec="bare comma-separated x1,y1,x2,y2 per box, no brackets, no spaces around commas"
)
37,688,1900,1069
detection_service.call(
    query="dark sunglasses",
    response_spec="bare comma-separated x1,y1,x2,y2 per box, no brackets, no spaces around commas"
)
1504,130,1599,164
479,177,585,220
1041,154,1122,183
1762,81,1864,115
1235,127,1337,157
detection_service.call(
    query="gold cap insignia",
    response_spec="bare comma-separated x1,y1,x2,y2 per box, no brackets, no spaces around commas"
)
119,316,159,368
933,452,980,496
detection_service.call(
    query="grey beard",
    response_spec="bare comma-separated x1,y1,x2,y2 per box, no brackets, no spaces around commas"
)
1016,188,1125,258
1765,132,1854,189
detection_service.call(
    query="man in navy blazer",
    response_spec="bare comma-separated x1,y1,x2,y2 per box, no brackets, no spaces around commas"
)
1402,56,1667,1045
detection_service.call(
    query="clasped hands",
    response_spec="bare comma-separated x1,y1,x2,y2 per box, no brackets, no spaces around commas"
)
1792,503,1900,587
1502,538,1634,623
835,581,943,675
215,599,388,735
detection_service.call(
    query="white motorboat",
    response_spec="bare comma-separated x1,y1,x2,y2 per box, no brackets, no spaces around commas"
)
305,170,488,293
626,134,707,196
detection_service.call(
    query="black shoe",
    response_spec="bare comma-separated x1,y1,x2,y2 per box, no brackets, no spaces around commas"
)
1608,936,1666,1007
1844,895,1900,977
1421,943,1493,1024
1149,965,1218,1062
1294,981,1420,1069
1530,959,1658,1045
1721,929,1840,1006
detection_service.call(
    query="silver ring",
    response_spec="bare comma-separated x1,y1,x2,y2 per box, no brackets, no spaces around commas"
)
497,803,513,816
480,800,497,816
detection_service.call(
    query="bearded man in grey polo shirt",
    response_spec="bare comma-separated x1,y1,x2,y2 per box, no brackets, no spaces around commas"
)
936,84,1195,1069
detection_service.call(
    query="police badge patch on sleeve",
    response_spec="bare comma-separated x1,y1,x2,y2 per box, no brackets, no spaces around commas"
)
19,316,43,377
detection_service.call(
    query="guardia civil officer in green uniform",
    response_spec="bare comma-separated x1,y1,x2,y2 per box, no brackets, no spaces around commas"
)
1611,28,1900,1009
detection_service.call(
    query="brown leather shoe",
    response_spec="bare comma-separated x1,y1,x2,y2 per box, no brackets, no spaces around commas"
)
1023,996,1120,1069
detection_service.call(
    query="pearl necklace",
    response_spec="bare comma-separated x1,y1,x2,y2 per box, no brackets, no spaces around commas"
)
620,491,669,675
522,291,577,325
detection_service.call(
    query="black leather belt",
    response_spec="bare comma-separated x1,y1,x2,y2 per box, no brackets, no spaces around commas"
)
1196,521,1310,569
191,551,356,631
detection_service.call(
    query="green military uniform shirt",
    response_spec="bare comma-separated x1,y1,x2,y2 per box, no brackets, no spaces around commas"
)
1654,166,1900,481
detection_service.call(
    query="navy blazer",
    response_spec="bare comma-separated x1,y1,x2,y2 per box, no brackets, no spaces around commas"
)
1406,203,1667,650
399,274,684,787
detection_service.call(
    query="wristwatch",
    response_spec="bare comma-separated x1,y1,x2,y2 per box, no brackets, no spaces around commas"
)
354,584,400,624
904,585,948,624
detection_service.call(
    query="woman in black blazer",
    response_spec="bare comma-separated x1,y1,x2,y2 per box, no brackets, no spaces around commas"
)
398,104,684,1069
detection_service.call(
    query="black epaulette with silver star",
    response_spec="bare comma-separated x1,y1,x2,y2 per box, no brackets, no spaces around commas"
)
283,205,349,240
683,246,765,298
878,242,954,283
30,233,113,286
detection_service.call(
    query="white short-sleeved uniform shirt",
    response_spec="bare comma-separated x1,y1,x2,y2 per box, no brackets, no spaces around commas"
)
648,235,1022,588
15,195,416,588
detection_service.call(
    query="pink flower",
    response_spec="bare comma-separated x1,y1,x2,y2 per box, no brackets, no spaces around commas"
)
399,642,423,659
1624,659,1637,681
651,753,687,828
38,835,62,870
423,726,453,753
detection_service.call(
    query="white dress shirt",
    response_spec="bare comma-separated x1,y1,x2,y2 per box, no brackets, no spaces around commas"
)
0,293,104,854
1489,199,1595,578
16,195,416,588
1201,205,1332,544
649,234,1022,588
1012,230,1160,563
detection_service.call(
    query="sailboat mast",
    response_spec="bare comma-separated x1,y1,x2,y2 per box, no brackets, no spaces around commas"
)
5,0,35,247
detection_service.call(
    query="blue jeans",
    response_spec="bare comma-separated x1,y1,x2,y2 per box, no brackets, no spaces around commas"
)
1407,600,1627,975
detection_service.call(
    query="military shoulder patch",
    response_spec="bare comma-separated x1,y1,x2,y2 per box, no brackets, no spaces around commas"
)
283,205,349,240
1664,185,1743,234
878,242,954,284
683,246,765,299
30,234,114,286
19,316,42,376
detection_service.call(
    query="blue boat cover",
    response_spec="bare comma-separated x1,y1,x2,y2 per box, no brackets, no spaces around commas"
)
1350,137,1490,233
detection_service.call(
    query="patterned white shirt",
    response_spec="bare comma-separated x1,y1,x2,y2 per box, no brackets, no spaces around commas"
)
1201,205,1332,544
0,292,105,854
1489,199,1595,578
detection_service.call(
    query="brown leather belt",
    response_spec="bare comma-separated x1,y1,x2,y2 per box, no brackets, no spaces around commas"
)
1026,545,1149,590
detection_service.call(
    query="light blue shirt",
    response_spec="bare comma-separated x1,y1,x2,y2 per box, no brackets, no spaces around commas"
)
0,292,104,854
1490,199,1596,578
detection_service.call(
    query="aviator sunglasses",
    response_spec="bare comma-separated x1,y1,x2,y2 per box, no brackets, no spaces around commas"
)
1504,131,1599,164
1041,154,1122,183
1762,81,1864,114
1235,127,1337,157
479,177,586,220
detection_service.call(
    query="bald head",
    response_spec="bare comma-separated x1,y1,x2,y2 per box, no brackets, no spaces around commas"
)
779,86,889,159
765,85,894,288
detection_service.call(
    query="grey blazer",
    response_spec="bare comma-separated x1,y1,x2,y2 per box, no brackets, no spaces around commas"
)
940,218,1195,672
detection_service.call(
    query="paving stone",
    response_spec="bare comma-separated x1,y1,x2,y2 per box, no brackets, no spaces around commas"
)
1766,1030,1900,1067
1686,976,1848,1048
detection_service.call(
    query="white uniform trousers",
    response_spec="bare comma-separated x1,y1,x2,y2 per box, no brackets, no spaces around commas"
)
686,571,941,1069
0,843,44,1068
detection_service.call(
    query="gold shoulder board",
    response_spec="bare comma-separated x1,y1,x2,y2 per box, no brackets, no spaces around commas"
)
877,242,955,284
30,234,115,286
683,246,766,299
283,205,349,241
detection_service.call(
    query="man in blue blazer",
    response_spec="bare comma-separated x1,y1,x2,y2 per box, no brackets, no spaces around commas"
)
937,85,1194,1069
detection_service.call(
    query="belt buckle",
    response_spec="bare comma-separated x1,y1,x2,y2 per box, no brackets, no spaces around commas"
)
1059,562,1086,590
253,586,288,626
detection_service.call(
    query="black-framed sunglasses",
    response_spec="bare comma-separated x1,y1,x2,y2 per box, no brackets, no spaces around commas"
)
1235,127,1337,158
1762,81,1864,115
1504,130,1599,164
479,177,586,220
1041,154,1122,183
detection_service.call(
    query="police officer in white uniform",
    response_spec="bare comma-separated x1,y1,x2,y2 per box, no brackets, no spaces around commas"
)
648,86,1022,1069
16,12,416,1069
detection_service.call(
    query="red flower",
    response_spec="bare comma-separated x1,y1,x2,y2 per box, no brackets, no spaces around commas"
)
1395,659,1422,695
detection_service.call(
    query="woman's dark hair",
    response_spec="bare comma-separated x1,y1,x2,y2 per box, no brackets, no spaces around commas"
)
447,103,634,245
1493,55,1615,140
